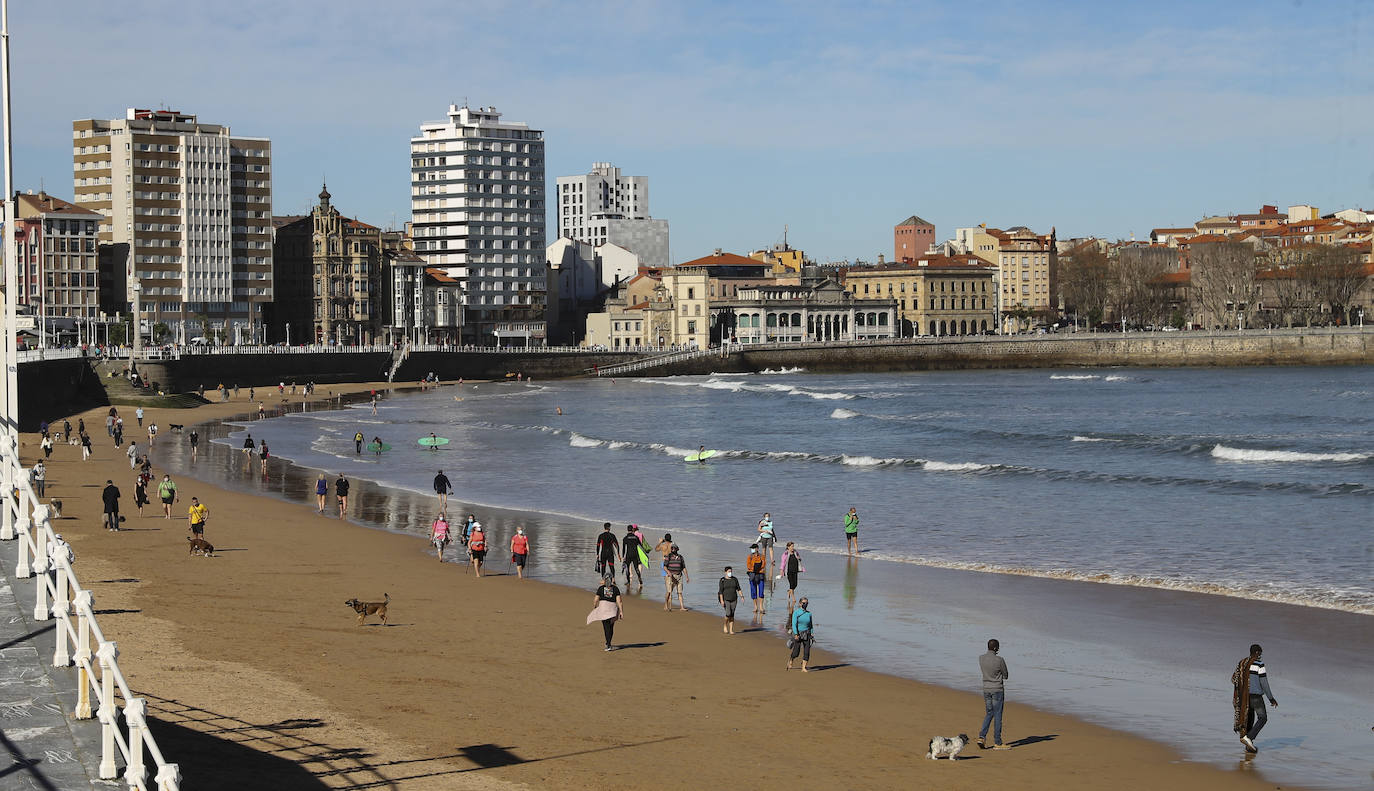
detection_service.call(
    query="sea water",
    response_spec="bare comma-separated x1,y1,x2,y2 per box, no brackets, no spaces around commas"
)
197,366,1372,789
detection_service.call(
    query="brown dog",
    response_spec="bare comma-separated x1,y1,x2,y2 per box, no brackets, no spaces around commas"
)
345,593,389,625
187,536,215,556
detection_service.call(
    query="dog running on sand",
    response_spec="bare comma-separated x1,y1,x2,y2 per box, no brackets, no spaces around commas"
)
926,734,969,760
168,424,185,433
345,593,389,625
187,537,215,557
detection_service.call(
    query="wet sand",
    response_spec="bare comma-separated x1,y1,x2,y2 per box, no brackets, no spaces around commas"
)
16,384,1297,790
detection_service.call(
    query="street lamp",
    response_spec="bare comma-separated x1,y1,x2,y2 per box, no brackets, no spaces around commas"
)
130,280,142,366
285,322,290,346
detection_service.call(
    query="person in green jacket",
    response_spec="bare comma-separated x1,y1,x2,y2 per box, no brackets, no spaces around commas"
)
844,507,859,556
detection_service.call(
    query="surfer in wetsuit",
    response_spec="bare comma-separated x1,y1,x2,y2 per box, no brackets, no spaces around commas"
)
697,445,707,465
622,524,645,588
427,432,439,450
354,431,365,454
372,436,384,457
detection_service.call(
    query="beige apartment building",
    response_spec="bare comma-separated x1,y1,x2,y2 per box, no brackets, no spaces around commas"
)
845,253,996,336
8,192,103,328
993,226,1058,331
72,108,272,341
623,268,710,348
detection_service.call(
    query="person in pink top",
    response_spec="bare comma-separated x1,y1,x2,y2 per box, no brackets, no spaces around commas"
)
509,526,530,579
429,512,451,563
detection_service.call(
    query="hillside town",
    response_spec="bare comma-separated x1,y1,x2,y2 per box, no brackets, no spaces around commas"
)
8,106,1372,352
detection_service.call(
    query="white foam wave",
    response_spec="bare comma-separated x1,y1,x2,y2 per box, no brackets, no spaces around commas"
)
1050,374,1099,380
841,454,904,467
636,376,855,401
922,460,991,472
830,407,860,419
1210,445,1369,463
1104,375,1130,382
759,366,805,374
1071,435,1118,443
568,433,605,448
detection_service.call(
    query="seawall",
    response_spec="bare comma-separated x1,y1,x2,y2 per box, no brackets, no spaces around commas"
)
17,357,110,431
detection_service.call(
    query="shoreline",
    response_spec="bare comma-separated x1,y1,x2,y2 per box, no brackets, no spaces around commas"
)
16,384,1316,789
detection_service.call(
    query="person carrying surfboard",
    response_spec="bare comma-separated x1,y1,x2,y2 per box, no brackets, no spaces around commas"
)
371,436,385,457
621,524,645,588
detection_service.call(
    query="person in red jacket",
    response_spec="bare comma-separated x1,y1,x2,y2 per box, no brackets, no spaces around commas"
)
510,527,530,579
468,522,487,577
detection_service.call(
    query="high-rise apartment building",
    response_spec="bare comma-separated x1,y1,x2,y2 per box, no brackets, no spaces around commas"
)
71,108,273,341
410,104,546,345
555,162,668,268
7,192,103,324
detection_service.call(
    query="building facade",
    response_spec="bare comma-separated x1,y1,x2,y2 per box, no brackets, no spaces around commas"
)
894,215,935,262
7,192,103,337
994,226,1058,331
72,108,272,341
410,104,546,344
845,254,996,336
623,268,710,348
715,268,897,344
271,186,384,344
555,162,668,268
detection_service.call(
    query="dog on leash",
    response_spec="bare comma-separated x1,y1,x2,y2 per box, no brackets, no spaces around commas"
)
345,593,389,625
187,537,215,556
926,734,969,760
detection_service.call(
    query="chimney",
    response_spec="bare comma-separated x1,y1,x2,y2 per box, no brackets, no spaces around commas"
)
713,248,722,256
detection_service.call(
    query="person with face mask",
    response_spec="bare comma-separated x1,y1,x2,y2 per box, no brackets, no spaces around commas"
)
510,526,530,579
718,566,742,635
787,597,814,672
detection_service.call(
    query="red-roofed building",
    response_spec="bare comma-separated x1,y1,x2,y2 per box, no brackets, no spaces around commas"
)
894,215,935,263
3,191,104,345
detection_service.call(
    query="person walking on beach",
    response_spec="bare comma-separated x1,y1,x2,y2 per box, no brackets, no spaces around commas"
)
314,474,329,513
786,597,814,671
622,524,645,588
468,521,487,577
242,434,255,460
105,413,114,438
757,512,777,570
779,541,804,611
654,533,673,576
157,474,178,519
747,543,767,615
62,419,72,443
147,421,158,446
977,639,1011,750
460,513,476,548
595,523,620,579
371,436,384,457
127,441,139,469
663,544,689,611
101,479,121,531
31,460,46,497
259,441,270,473
188,429,199,460
40,434,52,459
433,470,452,509
426,432,439,451
335,474,350,518
844,507,859,556
187,496,209,539
135,406,144,428
133,472,149,516
257,402,266,420
354,431,365,454
429,512,450,563
1232,643,1279,754
718,566,742,634
588,575,623,652
80,431,92,461
510,526,530,578
113,417,123,446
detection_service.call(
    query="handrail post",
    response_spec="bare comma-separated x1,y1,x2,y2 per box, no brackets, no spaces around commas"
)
74,590,93,718
96,641,120,778
30,536,48,621
13,490,30,577
155,763,182,791
124,697,148,790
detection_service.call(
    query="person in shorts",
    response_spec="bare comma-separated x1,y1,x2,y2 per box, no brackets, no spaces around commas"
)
844,507,859,556
157,475,178,519
335,474,350,518
468,522,487,577
510,526,530,579
718,566,742,635
187,497,209,537
663,544,689,611
429,512,450,563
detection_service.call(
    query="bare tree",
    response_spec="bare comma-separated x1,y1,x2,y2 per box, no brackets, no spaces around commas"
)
1059,246,1112,324
1190,242,1259,329
1306,245,1366,325
1263,246,1319,328
1115,246,1176,327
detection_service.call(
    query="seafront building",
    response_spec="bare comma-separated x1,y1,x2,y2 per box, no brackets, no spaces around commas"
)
713,266,897,344
410,104,547,345
71,108,273,342
992,226,1058,332
5,192,104,343
844,253,997,336
554,162,668,269
894,215,935,262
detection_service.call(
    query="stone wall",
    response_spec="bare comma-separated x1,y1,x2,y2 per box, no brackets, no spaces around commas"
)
131,352,394,393
394,351,635,382
17,358,109,430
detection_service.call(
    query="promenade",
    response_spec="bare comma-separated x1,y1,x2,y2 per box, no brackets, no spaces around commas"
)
0,534,105,790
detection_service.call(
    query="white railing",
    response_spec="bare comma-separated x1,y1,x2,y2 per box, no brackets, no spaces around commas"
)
15,347,88,362
0,453,181,790
592,345,721,376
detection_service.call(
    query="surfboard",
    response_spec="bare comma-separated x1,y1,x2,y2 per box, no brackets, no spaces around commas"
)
637,544,649,567
418,437,450,447
684,449,718,462
366,442,391,453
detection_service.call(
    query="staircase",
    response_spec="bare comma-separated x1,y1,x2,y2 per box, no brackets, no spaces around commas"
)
590,345,727,377
386,343,410,382
89,360,209,408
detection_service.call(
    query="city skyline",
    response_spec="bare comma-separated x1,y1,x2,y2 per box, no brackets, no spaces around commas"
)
7,0,1372,263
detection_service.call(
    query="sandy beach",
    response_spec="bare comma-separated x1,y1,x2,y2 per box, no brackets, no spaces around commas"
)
14,384,1295,791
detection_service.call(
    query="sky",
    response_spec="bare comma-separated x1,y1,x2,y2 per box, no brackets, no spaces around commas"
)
7,0,1372,264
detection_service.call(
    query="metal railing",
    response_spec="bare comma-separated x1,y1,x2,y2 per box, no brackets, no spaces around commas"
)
15,347,88,362
0,451,181,790
591,345,720,376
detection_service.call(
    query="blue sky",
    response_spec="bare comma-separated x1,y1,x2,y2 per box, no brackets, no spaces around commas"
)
8,0,1372,263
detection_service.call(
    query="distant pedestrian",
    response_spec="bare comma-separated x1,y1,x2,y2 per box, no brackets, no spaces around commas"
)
249,387,255,402
77,418,85,437
371,436,384,457
778,541,804,611
786,597,814,671
258,402,266,420
718,566,741,634
977,639,1011,750
187,496,209,538
429,512,450,563
746,543,767,615
654,533,673,578
433,470,452,509
335,474,350,518
1232,643,1278,754
40,435,53,459
510,526,530,579
757,511,776,569
62,419,72,442
354,431,364,454
157,474,178,518
663,543,689,611
135,406,144,427
101,479,121,531
588,575,623,651
844,507,859,556
595,523,620,579
242,434,255,456
460,513,476,547
621,524,644,587
133,473,149,515
80,432,92,460
468,521,487,576
259,441,270,472
147,422,158,446
126,441,139,469
314,474,328,513
188,430,199,459
105,413,114,437
113,417,124,446
31,460,45,497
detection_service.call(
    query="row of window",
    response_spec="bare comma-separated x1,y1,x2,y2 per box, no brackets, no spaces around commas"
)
854,279,990,296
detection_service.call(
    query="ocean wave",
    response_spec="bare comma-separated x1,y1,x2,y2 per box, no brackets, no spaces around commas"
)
635,377,856,401
830,408,860,419
1050,374,1099,380
1210,444,1370,463
759,366,806,374
841,454,905,467
568,433,605,448
923,460,992,472
1071,435,1119,443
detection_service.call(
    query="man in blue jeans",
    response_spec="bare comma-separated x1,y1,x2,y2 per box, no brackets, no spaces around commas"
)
978,638,1012,750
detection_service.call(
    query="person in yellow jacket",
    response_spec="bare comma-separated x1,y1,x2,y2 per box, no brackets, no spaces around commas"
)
187,497,209,538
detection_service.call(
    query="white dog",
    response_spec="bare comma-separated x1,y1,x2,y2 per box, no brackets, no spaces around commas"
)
926,734,969,760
